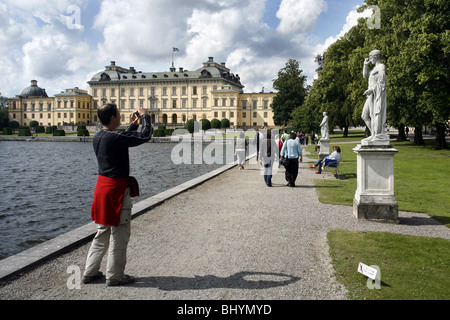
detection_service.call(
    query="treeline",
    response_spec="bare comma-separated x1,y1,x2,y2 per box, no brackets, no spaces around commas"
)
274,0,449,149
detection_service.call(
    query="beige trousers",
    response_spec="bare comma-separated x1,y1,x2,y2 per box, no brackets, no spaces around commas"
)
84,188,132,281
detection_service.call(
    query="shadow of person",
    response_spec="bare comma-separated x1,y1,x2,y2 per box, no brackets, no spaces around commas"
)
133,271,300,291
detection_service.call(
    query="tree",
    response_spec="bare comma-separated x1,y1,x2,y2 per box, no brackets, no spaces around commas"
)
200,118,211,131
0,108,9,131
210,118,221,129
361,0,449,148
221,118,230,129
272,59,308,126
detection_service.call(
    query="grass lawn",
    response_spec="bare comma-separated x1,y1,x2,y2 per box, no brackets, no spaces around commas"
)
306,133,450,227
307,131,450,300
328,229,450,300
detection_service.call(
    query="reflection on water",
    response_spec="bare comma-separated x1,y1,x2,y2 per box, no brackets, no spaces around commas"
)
0,141,228,260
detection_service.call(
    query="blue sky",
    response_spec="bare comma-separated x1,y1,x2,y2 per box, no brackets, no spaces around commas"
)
0,0,371,98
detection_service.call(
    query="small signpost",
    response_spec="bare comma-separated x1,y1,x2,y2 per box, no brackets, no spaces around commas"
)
358,262,378,280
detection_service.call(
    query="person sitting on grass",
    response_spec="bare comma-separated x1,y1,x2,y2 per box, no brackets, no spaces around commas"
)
310,146,341,174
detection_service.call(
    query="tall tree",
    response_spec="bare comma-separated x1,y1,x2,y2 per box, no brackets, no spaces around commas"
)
362,0,449,148
272,59,308,127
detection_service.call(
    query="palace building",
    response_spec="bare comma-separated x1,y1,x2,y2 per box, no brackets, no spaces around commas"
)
8,80,92,127
9,57,276,129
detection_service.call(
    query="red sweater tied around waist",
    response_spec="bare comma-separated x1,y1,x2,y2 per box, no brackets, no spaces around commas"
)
91,175,139,227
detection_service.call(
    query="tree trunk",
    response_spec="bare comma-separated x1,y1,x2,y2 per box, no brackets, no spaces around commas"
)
434,122,448,150
343,126,348,137
397,124,407,142
414,126,425,145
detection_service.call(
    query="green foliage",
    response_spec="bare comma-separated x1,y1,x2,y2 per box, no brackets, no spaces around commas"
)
53,129,65,136
272,59,308,126
200,118,211,131
9,121,20,129
221,118,230,129
152,129,165,137
0,108,9,130
303,0,449,148
185,119,196,134
29,120,39,128
164,129,174,136
36,126,45,134
2,127,13,135
18,127,31,136
46,126,57,134
210,118,221,129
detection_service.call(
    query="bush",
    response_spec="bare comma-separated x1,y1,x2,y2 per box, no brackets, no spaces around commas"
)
200,118,211,131
77,129,90,137
158,125,166,131
185,119,196,133
53,129,66,136
152,129,166,137
18,128,31,136
2,127,13,135
164,129,174,136
29,120,39,128
211,118,221,129
77,126,89,137
9,121,20,129
221,118,230,129
46,126,58,134
36,126,45,134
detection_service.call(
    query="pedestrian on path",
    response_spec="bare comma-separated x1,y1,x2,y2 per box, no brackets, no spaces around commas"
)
280,132,303,187
236,131,247,170
259,129,279,187
83,104,152,287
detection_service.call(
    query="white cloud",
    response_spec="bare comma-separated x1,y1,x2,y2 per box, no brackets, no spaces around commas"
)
317,6,373,54
276,0,327,34
0,0,374,98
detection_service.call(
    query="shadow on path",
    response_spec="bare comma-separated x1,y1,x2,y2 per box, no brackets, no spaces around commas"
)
132,271,301,291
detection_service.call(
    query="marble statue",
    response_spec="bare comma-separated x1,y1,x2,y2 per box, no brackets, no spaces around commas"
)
361,50,389,144
320,112,329,141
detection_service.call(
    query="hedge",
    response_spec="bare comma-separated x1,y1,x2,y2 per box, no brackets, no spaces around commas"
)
53,129,66,136
2,127,13,135
18,128,31,136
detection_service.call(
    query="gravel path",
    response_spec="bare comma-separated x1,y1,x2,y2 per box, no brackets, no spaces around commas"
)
1,152,448,300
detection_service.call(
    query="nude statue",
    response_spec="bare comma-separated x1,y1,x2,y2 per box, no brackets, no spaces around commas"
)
320,112,329,141
361,50,389,143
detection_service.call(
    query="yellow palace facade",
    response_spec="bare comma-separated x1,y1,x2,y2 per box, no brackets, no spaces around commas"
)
9,57,276,129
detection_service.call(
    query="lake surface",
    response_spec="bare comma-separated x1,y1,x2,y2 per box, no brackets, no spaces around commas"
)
0,140,230,260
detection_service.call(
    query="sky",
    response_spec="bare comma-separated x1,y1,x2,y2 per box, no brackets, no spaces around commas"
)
0,0,374,98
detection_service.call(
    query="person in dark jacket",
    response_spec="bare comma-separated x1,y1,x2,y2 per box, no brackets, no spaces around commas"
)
83,104,152,286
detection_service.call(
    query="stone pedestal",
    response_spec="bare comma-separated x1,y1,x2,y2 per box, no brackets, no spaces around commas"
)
319,139,330,159
353,144,399,223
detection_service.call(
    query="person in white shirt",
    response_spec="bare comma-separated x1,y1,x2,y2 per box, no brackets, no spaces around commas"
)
310,146,341,174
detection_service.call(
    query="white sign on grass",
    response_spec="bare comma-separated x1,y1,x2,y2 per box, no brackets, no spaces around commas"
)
358,262,378,280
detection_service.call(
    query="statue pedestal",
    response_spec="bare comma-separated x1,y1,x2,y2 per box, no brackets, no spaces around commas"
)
353,144,399,223
319,139,330,159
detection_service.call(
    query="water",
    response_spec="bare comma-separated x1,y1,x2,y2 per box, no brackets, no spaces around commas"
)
0,141,228,260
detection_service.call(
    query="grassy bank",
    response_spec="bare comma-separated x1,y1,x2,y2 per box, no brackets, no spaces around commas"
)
306,133,450,227
328,229,450,300
307,131,450,300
